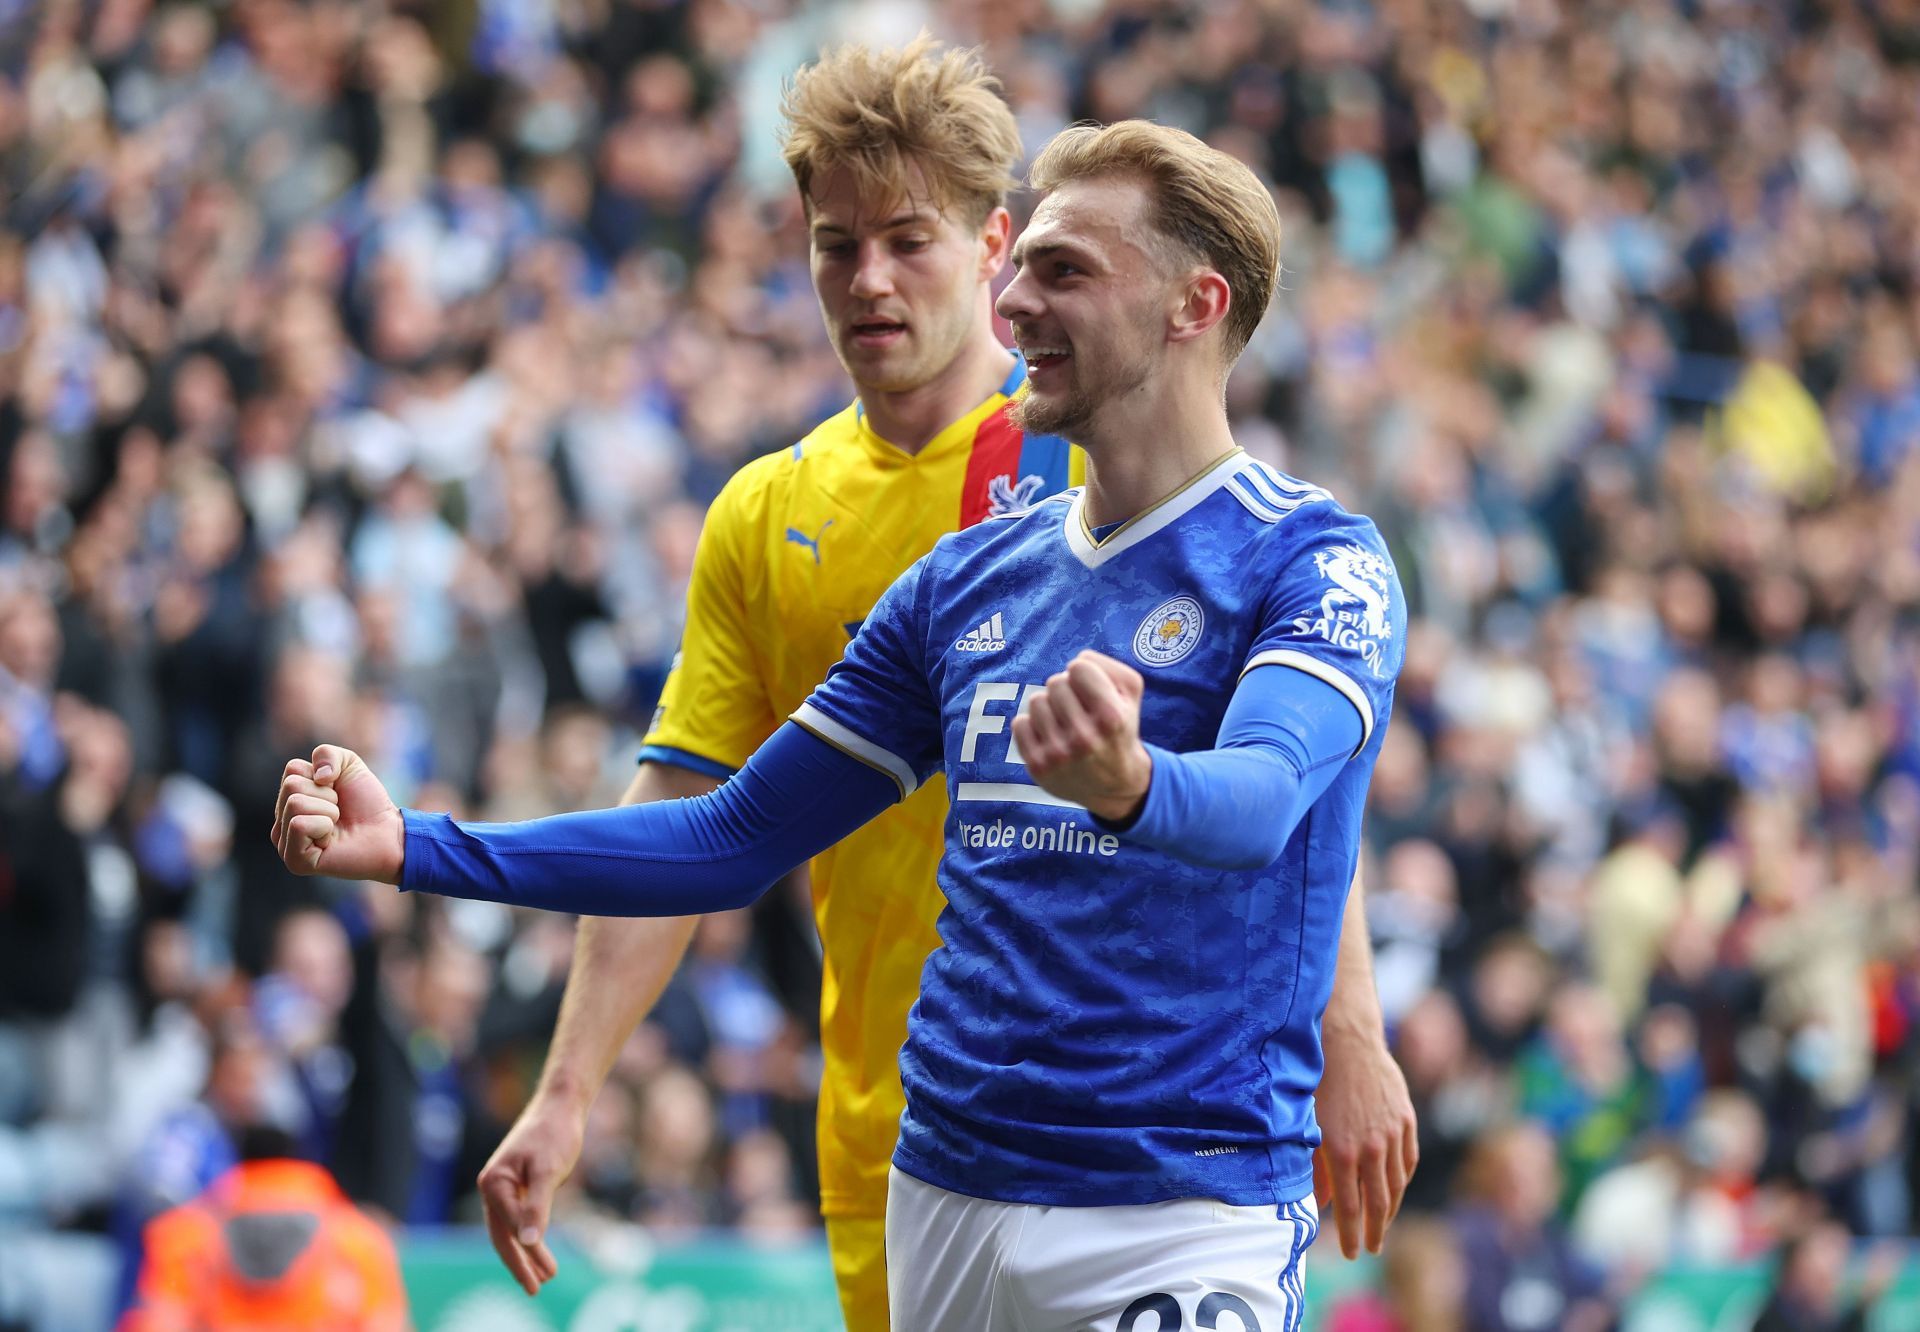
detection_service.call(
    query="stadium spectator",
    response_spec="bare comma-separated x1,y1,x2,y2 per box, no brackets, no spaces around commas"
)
1749,1218,1897,1332
1515,980,1649,1211
629,1063,721,1234
332,935,497,1227
1450,1122,1615,1332
111,1000,278,1312
1368,837,1466,1029
252,907,355,1166
119,1130,406,1332
1325,1214,1466,1332
1571,1088,1772,1272
682,909,788,1141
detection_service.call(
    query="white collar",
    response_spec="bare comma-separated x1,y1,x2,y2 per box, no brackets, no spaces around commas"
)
1062,448,1246,570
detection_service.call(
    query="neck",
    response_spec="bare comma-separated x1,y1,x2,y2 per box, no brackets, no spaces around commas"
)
1079,367,1239,526
857,321,1015,454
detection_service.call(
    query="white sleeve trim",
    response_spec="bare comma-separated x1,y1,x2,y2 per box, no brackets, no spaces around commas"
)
1240,649,1374,756
790,702,920,798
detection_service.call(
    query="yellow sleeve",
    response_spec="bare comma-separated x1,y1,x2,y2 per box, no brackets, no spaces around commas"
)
640,465,779,776
1069,444,1088,486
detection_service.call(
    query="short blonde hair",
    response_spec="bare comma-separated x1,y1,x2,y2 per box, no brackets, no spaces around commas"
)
781,36,1023,226
1028,121,1281,360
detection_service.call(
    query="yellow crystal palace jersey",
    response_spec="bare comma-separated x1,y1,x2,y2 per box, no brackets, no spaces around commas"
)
639,362,1077,1217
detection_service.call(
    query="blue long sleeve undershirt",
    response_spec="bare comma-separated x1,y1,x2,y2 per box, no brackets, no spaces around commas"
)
402,722,896,915
1113,660,1363,868
400,663,1365,915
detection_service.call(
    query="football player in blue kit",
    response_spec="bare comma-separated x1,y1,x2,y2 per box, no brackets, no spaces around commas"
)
272,120,1406,1332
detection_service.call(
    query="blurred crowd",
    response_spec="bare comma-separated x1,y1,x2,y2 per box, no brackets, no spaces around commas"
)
4,0,1920,1328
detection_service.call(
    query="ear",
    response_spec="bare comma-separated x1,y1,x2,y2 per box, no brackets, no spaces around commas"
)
978,206,1013,281
1167,270,1231,347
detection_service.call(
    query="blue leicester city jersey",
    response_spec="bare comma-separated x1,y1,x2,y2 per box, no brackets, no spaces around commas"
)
791,448,1406,1207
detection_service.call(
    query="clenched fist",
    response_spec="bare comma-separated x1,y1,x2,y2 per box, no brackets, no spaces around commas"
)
272,744,407,884
1010,649,1153,821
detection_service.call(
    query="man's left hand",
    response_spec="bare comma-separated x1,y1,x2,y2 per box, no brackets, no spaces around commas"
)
1313,1019,1418,1258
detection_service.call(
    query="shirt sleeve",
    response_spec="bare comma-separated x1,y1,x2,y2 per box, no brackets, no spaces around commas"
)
1240,516,1406,755
790,553,944,797
639,467,775,777
401,722,898,915
1103,659,1363,869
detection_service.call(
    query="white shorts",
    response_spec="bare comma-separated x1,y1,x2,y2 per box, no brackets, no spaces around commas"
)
885,1166,1319,1332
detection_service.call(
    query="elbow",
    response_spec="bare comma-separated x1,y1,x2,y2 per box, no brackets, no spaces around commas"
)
693,855,790,912
600,878,766,916
716,874,779,912
1179,831,1290,872
1194,798,1298,870
1205,842,1288,872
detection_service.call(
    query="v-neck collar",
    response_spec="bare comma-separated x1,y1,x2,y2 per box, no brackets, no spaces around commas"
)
1062,447,1245,570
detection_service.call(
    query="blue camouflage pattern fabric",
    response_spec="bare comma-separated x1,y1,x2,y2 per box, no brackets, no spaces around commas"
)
793,447,1407,1207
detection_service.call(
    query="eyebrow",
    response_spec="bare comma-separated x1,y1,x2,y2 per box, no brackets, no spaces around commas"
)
811,212,934,237
1010,238,1097,271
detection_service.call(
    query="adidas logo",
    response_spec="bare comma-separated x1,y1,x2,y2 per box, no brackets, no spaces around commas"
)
955,612,1007,652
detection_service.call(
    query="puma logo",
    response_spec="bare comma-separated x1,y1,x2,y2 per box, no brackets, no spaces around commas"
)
785,519,833,565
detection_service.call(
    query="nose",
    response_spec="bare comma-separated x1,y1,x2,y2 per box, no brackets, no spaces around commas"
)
995,266,1038,324
850,242,894,301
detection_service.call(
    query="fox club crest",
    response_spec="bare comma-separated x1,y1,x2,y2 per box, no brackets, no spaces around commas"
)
1133,596,1205,666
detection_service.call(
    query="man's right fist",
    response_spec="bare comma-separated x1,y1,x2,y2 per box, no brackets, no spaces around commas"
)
272,745,407,884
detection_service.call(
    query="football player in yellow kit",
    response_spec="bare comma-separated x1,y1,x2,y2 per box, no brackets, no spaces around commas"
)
476,39,1417,1329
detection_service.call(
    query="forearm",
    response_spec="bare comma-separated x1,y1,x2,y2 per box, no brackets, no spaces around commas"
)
1116,743,1330,869
538,915,700,1111
533,763,712,1115
401,723,895,916
1108,664,1362,870
1323,872,1385,1044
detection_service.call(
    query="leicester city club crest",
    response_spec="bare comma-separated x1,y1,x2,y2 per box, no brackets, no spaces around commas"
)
1133,595,1205,666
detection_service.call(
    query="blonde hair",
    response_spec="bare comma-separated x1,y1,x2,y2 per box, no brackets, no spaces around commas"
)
1028,121,1281,359
780,36,1022,226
